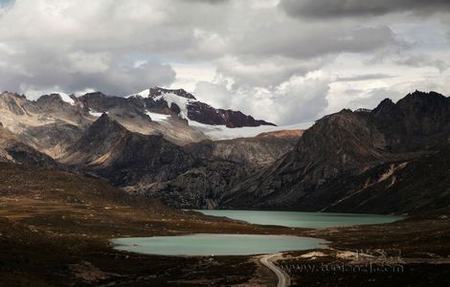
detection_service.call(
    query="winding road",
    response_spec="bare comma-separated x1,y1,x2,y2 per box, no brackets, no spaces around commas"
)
260,253,291,287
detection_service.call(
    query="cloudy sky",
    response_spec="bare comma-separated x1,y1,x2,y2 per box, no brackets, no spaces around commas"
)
1,0,450,125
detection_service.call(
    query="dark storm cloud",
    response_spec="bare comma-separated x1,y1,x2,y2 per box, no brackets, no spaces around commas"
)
279,0,450,18
0,46,175,96
234,25,400,60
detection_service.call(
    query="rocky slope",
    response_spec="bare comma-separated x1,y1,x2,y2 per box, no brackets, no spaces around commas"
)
185,131,300,167
136,128,301,208
59,112,291,209
221,91,450,214
319,146,450,214
0,124,56,167
0,92,93,158
60,114,195,186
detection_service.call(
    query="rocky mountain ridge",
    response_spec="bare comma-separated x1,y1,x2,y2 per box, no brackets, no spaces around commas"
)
221,91,450,213
0,88,448,214
0,87,285,153
128,87,275,128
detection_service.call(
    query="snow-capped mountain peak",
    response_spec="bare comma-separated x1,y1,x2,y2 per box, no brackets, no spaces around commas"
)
126,87,275,129
126,87,196,100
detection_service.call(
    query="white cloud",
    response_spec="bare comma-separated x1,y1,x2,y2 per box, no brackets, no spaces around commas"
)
0,0,449,124
194,81,233,108
216,55,327,88
171,62,217,92
193,71,330,125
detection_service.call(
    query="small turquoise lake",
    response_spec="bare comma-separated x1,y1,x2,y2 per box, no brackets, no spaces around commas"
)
112,234,327,256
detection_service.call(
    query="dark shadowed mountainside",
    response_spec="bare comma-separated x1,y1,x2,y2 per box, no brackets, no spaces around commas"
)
222,91,450,214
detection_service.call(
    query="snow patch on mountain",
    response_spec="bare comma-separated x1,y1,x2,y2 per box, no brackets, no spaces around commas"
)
146,111,171,122
59,93,75,105
189,120,309,140
154,93,193,119
127,89,193,119
126,89,150,98
89,109,104,117
136,89,150,98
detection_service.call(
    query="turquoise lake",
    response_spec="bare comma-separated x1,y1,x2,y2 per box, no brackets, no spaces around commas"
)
195,210,403,228
112,234,328,256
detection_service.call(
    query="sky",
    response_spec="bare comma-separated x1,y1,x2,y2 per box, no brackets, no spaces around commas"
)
1,0,450,125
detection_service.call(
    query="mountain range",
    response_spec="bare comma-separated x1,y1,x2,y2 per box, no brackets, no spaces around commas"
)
0,88,449,214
